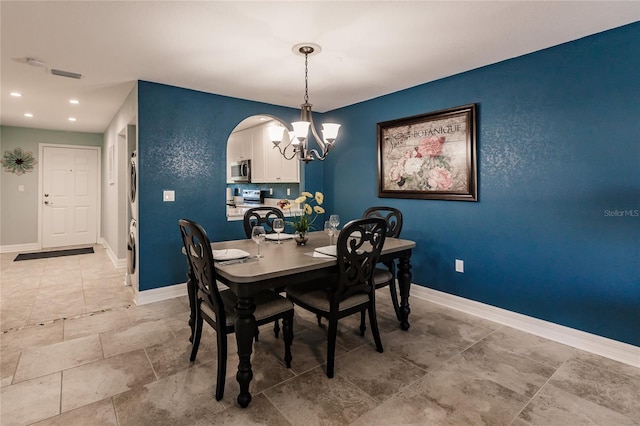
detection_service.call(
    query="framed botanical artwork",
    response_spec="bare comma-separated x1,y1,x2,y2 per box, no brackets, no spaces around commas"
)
377,104,477,201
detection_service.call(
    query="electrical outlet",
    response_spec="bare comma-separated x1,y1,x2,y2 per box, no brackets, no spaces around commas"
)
163,190,175,202
455,259,464,273
269,188,273,195
286,188,291,196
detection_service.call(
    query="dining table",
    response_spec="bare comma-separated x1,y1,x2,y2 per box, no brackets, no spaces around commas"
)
184,230,416,408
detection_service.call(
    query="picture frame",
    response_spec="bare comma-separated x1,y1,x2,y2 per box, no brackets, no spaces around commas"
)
377,103,477,201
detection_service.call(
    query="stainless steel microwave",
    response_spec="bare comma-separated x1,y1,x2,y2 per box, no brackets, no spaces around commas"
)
230,160,251,182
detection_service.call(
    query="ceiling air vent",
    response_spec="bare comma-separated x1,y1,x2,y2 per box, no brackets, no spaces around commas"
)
50,68,82,79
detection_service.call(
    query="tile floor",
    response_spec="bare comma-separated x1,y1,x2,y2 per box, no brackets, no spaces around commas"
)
1,246,639,425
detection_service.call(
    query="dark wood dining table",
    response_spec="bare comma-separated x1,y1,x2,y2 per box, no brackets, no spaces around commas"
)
185,230,416,408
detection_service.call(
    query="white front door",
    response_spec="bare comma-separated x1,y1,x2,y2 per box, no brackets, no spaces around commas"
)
42,146,99,248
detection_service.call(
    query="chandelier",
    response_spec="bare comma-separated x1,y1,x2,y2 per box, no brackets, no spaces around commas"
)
268,44,341,163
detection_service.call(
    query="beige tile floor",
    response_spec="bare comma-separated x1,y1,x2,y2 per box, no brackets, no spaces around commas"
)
1,246,639,425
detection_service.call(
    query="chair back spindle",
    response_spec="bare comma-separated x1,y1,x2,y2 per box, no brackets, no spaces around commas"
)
243,207,285,238
334,217,387,304
363,206,403,238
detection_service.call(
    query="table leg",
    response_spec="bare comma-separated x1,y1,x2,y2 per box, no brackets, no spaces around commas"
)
186,271,196,343
235,296,256,408
397,254,412,330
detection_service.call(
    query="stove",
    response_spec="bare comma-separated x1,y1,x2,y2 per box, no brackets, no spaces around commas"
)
242,189,264,206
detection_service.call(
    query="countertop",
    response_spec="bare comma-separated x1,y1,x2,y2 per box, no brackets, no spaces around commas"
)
226,197,302,221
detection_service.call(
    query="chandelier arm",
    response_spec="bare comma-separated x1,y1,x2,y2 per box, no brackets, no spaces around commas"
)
306,109,328,155
273,142,298,161
306,148,328,162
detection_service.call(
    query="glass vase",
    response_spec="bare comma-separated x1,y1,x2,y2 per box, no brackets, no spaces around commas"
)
294,231,309,246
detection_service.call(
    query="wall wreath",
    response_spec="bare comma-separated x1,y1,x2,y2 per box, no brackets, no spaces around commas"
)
1,148,37,175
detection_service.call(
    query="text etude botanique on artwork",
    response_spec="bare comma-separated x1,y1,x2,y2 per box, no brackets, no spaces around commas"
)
383,114,468,192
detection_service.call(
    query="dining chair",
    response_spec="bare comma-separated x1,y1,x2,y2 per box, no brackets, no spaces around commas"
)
286,217,387,378
360,206,403,333
242,206,288,339
243,206,289,339
243,207,285,238
178,218,294,401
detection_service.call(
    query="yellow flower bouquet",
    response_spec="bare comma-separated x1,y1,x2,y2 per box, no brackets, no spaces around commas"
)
282,191,325,232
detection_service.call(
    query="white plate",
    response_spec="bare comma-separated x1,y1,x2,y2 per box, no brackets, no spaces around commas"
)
265,233,294,241
212,249,250,261
314,245,337,257
312,251,335,258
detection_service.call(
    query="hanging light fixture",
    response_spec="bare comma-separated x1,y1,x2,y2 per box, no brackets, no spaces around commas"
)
269,44,341,163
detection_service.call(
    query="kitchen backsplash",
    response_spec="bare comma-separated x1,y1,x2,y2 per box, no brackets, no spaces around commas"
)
227,183,300,201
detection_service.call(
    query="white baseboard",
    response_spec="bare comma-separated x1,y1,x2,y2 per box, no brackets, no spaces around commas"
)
135,282,188,306
101,238,117,266
101,238,127,269
411,285,640,369
0,243,40,254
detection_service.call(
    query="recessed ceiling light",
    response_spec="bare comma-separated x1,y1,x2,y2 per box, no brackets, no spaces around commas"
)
69,99,79,104
68,117,76,122
24,113,33,118
25,57,46,68
10,92,22,97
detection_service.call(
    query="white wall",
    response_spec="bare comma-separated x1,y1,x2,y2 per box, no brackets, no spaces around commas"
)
101,83,137,263
0,126,102,251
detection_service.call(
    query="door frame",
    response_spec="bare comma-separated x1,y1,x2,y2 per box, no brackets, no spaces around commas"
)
38,143,102,249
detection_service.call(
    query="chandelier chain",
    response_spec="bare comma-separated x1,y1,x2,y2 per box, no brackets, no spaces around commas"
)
304,53,309,104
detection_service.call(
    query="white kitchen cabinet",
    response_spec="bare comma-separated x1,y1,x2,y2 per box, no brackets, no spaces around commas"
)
250,126,266,182
251,124,299,183
226,128,253,182
280,151,300,182
264,139,300,182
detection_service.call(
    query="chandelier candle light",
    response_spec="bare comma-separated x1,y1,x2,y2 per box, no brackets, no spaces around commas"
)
268,44,341,163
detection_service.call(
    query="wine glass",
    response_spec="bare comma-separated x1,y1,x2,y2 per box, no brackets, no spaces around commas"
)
324,220,337,245
251,226,266,258
272,218,285,244
329,214,340,230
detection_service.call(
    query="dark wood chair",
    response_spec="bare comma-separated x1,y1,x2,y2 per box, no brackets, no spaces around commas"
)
286,217,387,378
243,206,287,338
360,207,403,334
243,207,285,238
178,218,294,401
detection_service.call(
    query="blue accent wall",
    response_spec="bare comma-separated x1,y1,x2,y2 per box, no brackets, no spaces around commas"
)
137,82,309,291
323,23,640,346
137,23,639,346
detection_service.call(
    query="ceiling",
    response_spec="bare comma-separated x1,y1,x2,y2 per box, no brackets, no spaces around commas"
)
1,1,637,134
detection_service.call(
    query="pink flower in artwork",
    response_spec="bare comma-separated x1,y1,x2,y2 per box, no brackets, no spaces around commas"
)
418,136,445,158
388,162,404,182
428,167,453,190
